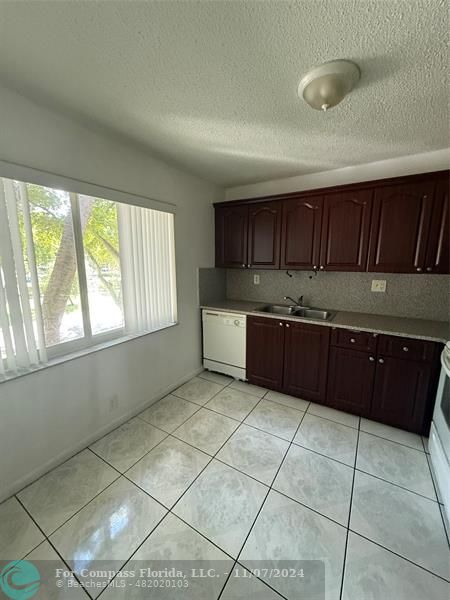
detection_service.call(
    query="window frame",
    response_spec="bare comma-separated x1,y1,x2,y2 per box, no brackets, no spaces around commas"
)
0,160,177,368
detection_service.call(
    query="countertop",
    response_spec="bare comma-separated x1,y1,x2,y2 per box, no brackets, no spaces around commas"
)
200,299,449,344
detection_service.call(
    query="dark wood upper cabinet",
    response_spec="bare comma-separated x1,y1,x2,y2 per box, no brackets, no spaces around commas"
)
327,347,375,416
283,322,330,403
425,176,449,274
248,201,281,269
319,190,373,271
214,170,449,274
246,316,285,390
281,197,323,269
215,205,248,268
367,180,436,273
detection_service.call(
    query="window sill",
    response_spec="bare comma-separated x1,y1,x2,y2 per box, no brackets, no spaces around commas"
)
0,322,179,385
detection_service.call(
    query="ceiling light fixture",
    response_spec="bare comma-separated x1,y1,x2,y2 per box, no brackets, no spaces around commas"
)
298,59,360,112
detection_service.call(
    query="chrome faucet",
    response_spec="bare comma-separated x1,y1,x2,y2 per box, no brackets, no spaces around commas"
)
284,295,305,307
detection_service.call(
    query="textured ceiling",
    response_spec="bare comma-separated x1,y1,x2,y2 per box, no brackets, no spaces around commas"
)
0,1,448,186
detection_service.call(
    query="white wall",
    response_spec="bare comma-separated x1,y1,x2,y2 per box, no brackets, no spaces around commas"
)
225,149,450,200
0,86,223,501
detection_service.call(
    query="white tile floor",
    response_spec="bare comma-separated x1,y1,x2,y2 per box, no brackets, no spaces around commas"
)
1,371,449,599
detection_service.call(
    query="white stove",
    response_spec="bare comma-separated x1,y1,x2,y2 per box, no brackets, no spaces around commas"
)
429,341,450,524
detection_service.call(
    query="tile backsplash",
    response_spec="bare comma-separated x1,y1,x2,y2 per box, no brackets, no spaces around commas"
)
226,269,449,322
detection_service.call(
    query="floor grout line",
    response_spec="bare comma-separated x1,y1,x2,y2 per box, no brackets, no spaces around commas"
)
339,418,360,600
216,408,308,599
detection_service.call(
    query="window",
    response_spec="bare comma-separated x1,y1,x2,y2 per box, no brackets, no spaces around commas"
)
0,176,177,377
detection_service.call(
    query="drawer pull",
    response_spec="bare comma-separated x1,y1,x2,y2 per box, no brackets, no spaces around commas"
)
369,356,375,362
350,338,356,343
403,346,409,352
286,323,290,328
279,322,283,326
379,358,385,364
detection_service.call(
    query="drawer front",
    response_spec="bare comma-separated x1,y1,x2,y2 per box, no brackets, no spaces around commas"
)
378,335,437,362
331,328,378,352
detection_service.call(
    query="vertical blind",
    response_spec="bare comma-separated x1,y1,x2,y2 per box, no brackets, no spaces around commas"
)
0,174,177,378
0,178,47,374
118,203,177,333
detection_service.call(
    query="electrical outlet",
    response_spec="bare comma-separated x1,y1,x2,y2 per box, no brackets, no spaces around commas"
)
371,279,387,293
253,274,260,285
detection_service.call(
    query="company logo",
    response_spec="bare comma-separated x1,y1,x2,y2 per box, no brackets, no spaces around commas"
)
0,561,40,600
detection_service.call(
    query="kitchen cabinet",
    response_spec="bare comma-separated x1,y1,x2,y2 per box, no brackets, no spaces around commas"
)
425,176,449,274
248,201,281,269
367,180,436,273
246,314,441,433
319,190,373,271
327,331,440,433
283,322,330,402
281,196,323,269
246,316,285,390
215,170,449,274
246,316,329,402
215,205,248,268
327,347,375,416
370,355,434,433
215,201,281,269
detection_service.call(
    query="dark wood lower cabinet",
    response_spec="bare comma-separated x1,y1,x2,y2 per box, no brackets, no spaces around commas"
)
371,356,434,433
327,347,375,416
246,316,285,390
283,322,330,403
246,317,441,434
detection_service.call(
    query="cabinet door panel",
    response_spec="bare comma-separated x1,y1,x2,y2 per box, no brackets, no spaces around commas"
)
425,176,449,274
320,190,373,271
368,181,435,273
215,205,248,268
327,348,375,416
248,201,281,269
281,197,323,269
246,316,284,390
371,356,432,433
283,322,330,402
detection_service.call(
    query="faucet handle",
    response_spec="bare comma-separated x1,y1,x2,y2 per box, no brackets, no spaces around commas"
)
298,295,304,305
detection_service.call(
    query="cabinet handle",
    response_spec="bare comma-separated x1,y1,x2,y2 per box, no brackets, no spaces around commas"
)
416,267,422,272
241,263,246,268
279,322,283,327
247,264,251,268
373,333,378,338
319,266,324,270
350,338,356,343
426,267,432,272
369,356,375,362
286,323,290,328
378,358,385,364
313,265,318,270
403,346,409,352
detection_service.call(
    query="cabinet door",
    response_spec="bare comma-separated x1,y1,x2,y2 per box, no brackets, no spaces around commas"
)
368,181,435,273
371,356,432,433
215,205,248,268
327,348,375,416
283,322,330,402
319,190,373,271
246,316,285,390
425,176,449,274
248,201,281,269
281,197,323,269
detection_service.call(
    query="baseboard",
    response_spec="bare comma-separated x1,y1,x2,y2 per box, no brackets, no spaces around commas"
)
0,366,204,503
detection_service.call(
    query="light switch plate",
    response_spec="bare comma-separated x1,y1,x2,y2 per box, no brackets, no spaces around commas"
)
253,274,260,285
371,279,386,293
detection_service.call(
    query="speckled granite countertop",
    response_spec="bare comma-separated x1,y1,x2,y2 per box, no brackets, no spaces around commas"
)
200,299,449,343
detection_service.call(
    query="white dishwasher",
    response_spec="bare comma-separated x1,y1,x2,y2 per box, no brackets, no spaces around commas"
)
202,309,246,379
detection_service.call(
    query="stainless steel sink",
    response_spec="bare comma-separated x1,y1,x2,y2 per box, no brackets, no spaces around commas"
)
258,304,298,315
294,308,335,321
256,305,335,321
